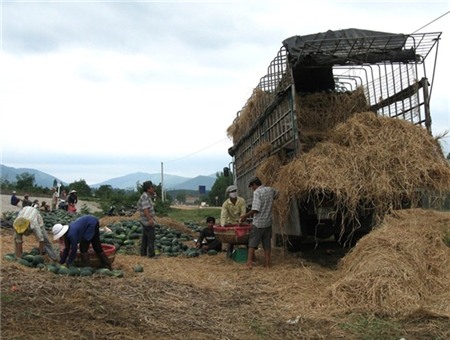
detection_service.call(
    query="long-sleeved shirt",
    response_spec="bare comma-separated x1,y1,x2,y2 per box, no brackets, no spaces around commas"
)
60,215,99,265
14,206,45,243
220,197,246,226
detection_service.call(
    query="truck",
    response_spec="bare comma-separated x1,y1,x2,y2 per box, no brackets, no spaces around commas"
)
226,28,443,248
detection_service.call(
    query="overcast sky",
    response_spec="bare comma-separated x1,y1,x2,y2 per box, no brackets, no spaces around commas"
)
1,1,449,185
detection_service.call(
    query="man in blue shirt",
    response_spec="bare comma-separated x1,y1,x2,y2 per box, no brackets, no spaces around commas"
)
10,191,21,206
52,215,112,269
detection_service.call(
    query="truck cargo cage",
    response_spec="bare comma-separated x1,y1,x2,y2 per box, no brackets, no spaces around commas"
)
228,28,442,244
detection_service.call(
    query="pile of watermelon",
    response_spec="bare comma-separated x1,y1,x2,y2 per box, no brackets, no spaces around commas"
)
4,249,124,277
4,210,221,278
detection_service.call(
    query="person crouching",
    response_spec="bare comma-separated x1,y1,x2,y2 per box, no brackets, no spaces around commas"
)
196,216,222,252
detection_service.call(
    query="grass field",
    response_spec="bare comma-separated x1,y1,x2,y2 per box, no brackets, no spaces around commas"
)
167,206,221,225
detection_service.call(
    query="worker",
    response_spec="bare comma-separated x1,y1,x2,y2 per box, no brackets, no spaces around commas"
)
220,185,246,257
196,216,222,252
22,194,32,207
10,191,21,206
137,180,157,258
52,215,112,269
67,190,78,212
13,206,58,261
240,177,278,269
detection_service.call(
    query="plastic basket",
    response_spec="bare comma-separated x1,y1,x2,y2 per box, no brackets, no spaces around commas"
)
74,243,116,268
213,225,252,245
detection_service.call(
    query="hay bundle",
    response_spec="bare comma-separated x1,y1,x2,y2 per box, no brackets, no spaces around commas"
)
296,87,368,134
327,209,450,318
226,88,272,143
256,153,288,187
272,112,450,228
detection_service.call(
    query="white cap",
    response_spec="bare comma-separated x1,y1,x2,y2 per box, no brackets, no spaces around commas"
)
226,185,237,194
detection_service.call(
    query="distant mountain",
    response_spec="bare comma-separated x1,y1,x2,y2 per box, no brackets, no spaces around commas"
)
171,175,216,191
0,164,68,188
92,173,216,191
1,165,217,191
91,172,190,190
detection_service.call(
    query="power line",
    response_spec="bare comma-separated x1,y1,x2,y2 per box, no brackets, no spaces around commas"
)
164,137,229,164
412,10,449,34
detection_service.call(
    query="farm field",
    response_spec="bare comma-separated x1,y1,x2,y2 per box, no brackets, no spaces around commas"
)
1,206,449,340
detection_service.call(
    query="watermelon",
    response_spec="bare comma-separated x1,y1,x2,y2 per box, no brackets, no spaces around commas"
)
134,264,144,273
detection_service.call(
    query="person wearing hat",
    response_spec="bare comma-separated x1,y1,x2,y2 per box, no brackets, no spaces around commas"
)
67,190,78,213
137,180,157,258
220,184,247,257
13,206,58,261
10,191,21,206
239,177,278,269
52,215,112,269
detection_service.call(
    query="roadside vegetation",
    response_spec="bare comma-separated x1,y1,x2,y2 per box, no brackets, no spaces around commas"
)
1,171,235,217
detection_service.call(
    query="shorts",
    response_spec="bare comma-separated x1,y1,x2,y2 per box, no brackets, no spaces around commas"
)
248,225,272,250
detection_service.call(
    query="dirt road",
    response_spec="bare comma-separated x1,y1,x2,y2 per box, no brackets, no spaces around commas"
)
1,194,102,216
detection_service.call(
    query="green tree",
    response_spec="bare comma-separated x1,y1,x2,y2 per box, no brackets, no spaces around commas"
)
446,152,450,161
16,173,35,190
69,179,92,197
208,171,234,207
176,192,187,204
96,185,114,199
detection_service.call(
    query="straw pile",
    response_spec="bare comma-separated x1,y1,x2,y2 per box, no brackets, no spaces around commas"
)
227,87,368,148
296,88,368,151
227,88,272,143
326,208,450,318
270,112,450,229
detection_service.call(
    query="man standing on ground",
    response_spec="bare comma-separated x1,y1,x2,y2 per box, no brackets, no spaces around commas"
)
137,181,157,258
51,187,59,211
240,177,278,269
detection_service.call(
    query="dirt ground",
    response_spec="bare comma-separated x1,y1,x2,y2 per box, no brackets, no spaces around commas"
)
1,205,449,339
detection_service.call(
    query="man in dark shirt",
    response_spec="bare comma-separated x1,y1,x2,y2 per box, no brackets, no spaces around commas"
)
22,194,32,207
10,191,21,206
196,216,222,252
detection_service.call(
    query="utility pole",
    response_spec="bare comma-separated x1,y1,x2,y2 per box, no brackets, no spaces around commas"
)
161,162,165,203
